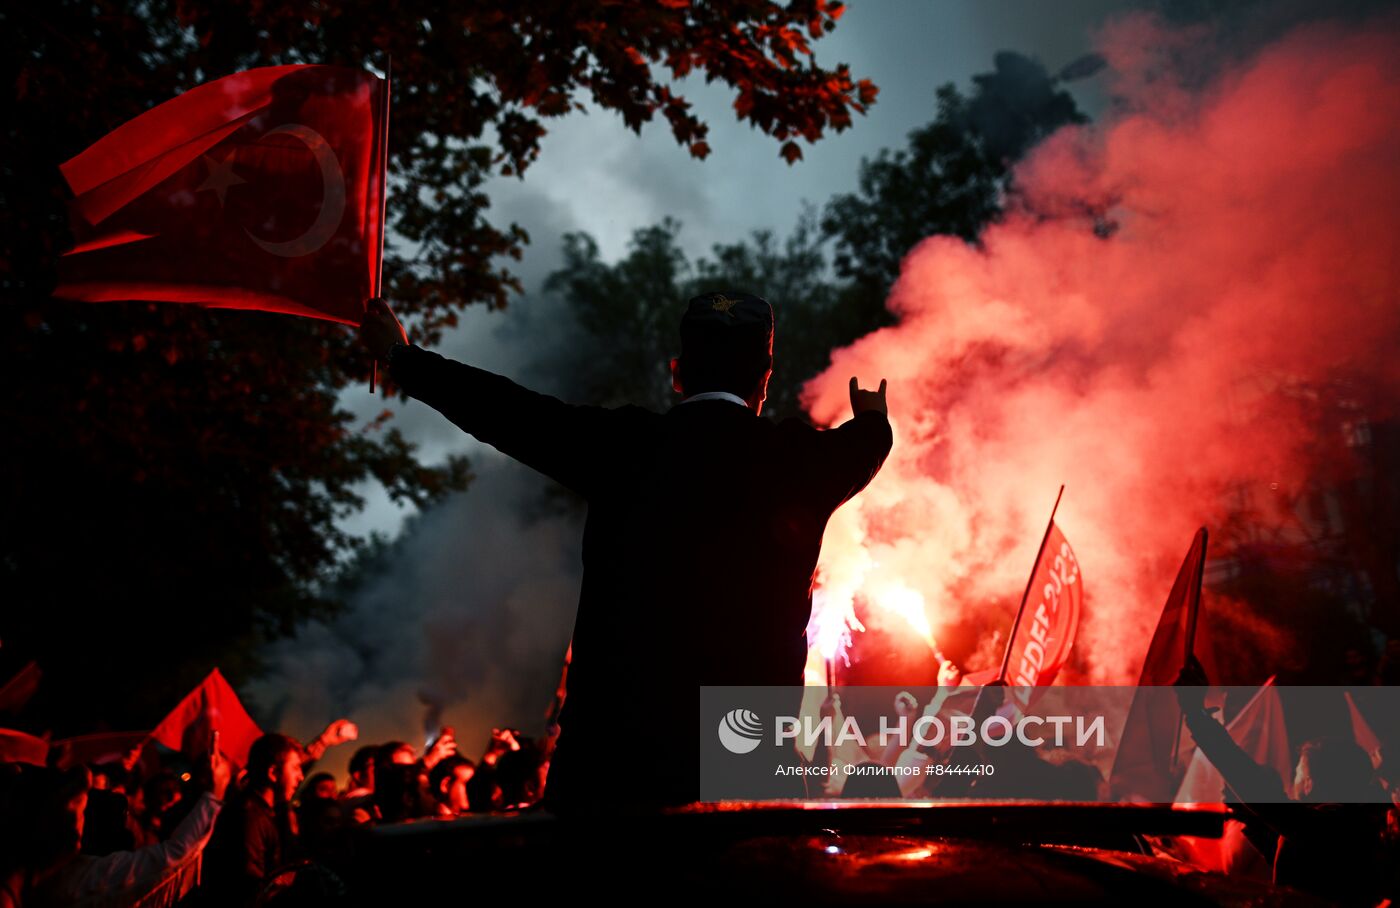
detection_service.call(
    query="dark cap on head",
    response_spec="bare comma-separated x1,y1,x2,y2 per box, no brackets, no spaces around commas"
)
681,291,774,349
677,291,774,399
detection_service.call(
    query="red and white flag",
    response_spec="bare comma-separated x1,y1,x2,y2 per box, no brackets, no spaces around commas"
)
55,64,388,324
1000,490,1082,709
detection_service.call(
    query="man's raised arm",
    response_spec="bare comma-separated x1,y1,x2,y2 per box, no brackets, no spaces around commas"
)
359,297,624,497
811,377,893,510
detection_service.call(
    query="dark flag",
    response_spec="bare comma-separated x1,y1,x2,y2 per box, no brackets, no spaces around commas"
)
50,731,151,769
0,729,48,766
1109,527,1208,801
54,64,389,324
0,661,42,716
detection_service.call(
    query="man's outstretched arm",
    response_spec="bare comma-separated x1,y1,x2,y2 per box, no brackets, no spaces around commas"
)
360,297,622,497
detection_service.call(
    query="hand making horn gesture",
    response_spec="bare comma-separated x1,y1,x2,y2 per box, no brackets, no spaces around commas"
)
849,376,889,418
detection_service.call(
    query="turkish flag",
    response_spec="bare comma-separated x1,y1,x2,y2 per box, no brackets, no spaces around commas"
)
148,668,262,768
1003,521,1082,709
1108,527,1209,801
55,64,388,325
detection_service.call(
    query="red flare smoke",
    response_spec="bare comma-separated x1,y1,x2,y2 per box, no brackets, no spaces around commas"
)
804,16,1400,684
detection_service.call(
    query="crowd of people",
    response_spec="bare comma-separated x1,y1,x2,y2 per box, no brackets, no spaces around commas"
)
0,719,554,908
4,652,1400,905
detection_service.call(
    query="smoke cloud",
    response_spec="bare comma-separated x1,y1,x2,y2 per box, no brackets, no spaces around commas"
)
803,14,1400,684
248,458,580,772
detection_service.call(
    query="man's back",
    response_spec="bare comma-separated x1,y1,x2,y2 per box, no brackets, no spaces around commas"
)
389,346,892,810
557,396,890,807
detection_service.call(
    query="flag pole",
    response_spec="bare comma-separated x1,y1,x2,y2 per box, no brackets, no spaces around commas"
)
997,484,1065,682
369,54,392,393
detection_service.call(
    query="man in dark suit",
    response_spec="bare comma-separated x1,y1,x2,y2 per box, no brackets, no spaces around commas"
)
360,291,892,811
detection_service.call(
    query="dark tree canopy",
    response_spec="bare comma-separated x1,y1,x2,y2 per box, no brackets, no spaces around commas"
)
543,212,838,421
821,52,1090,332
0,0,874,731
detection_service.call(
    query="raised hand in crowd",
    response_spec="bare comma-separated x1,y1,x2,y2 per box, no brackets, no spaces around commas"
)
207,747,232,802
424,727,457,770
304,719,359,764
1173,655,1210,713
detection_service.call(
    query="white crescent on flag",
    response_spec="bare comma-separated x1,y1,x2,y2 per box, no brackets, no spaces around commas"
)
245,123,347,257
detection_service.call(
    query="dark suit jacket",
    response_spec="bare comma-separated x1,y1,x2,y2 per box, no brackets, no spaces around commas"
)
391,346,893,809
199,790,286,906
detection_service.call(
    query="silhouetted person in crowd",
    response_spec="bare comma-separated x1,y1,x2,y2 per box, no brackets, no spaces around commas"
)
201,734,304,906
463,728,521,813
372,763,434,824
138,770,182,842
377,740,415,769
0,764,88,908
1176,656,1392,905
495,738,545,808
361,291,893,811
36,749,230,907
295,774,352,877
302,773,338,803
79,789,135,856
428,755,474,816
340,745,377,824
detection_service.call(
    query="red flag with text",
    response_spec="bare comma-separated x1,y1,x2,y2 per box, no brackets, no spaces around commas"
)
55,65,387,324
1109,527,1209,801
1004,521,1082,709
148,668,262,768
